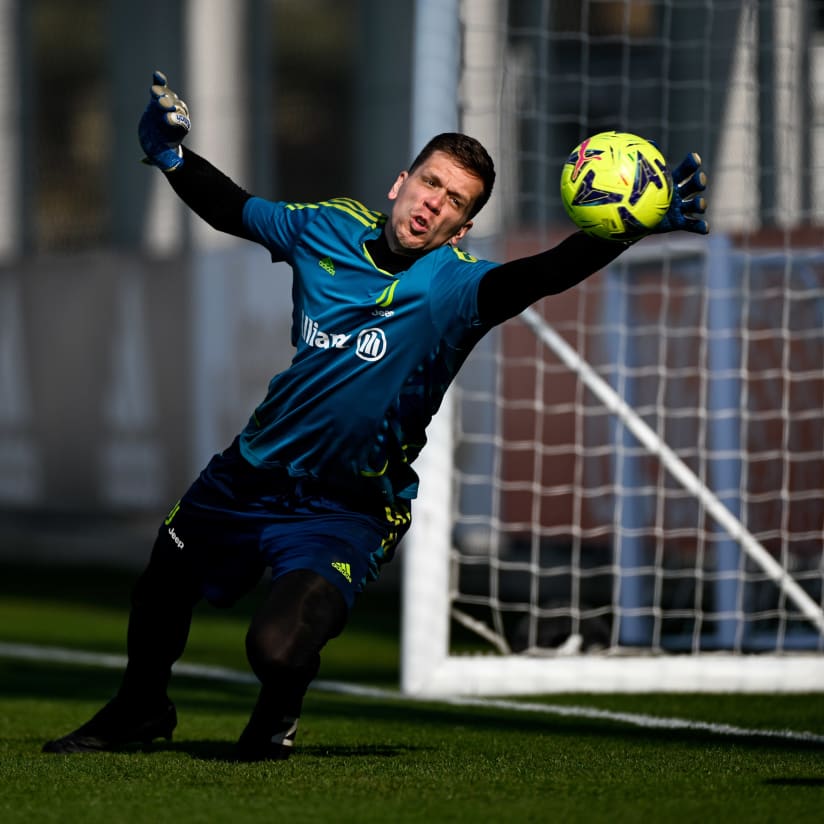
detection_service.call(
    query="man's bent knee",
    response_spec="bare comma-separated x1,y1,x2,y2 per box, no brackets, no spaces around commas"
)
245,570,348,680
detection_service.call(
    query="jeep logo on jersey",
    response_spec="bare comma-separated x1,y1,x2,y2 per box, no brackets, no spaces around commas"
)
356,327,387,361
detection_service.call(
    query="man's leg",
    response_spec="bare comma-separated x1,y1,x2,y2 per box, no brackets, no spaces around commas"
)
42,534,202,753
237,569,348,760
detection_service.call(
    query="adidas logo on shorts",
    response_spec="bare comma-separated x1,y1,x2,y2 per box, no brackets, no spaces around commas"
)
331,561,351,583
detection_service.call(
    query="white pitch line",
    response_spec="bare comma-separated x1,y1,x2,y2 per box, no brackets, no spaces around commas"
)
3,641,824,745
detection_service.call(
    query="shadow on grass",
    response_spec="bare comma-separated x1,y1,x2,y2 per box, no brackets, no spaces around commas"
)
1,659,258,714
6,563,824,763
150,739,424,762
0,560,402,685
0,561,400,627
0,562,141,611
9,658,824,760
34,737,425,763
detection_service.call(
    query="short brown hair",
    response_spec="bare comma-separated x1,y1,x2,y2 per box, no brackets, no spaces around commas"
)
408,133,496,218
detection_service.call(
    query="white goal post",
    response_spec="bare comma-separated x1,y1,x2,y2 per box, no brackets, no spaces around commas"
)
402,237,824,695
400,0,824,695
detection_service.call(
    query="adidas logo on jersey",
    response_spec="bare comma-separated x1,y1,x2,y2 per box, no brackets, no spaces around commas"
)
331,561,352,583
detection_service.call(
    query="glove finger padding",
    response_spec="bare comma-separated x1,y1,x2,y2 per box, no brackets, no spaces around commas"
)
672,152,707,200
670,152,701,184
651,151,710,235
138,70,191,172
682,194,707,216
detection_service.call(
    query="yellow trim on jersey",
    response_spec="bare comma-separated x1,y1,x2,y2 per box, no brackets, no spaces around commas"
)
376,280,399,307
359,459,389,478
284,202,320,212
384,503,411,527
450,245,479,263
321,197,383,229
363,243,396,277
283,198,383,231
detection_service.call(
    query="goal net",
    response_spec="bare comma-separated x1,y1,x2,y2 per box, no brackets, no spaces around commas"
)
401,0,824,694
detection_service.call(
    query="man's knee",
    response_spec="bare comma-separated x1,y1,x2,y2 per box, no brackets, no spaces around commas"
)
245,570,348,680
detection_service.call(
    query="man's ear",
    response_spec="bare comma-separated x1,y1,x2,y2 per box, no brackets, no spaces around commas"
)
388,171,408,200
449,220,473,246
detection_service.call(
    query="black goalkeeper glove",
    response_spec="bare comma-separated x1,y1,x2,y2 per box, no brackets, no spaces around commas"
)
138,70,191,172
651,152,709,235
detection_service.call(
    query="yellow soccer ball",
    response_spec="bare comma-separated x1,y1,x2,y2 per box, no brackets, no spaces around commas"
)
560,131,673,240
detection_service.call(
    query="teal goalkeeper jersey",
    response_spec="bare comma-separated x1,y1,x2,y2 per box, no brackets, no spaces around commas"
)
237,195,499,505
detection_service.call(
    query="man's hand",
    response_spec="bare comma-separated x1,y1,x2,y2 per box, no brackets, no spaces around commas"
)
138,71,190,172
652,152,709,235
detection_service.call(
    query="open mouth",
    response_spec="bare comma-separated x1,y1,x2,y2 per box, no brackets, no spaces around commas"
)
411,214,429,233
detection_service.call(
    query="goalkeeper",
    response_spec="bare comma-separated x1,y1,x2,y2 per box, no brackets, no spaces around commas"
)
43,72,708,760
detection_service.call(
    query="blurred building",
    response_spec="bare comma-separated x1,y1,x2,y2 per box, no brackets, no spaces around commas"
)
1,0,822,574
0,0,414,562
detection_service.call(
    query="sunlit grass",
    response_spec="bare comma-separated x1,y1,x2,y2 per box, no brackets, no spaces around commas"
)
2,562,824,823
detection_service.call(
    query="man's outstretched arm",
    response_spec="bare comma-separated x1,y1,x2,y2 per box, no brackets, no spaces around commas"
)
476,232,629,326
477,152,709,327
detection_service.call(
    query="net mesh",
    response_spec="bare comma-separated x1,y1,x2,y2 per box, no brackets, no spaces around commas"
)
448,0,824,659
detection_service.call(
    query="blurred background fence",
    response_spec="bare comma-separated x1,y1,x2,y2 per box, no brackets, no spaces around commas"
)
1,0,418,564
1,0,823,579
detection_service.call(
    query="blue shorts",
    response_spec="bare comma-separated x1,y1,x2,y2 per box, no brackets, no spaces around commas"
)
157,440,411,609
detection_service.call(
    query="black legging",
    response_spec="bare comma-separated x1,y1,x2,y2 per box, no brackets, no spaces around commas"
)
119,534,349,731
242,569,348,734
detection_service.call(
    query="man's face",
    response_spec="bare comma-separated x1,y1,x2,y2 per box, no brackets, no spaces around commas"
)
385,150,484,255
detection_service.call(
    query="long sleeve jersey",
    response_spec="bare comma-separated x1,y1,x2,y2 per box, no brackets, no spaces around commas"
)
167,149,628,506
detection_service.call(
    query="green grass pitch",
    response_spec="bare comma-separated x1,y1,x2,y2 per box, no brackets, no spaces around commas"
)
2,561,824,823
